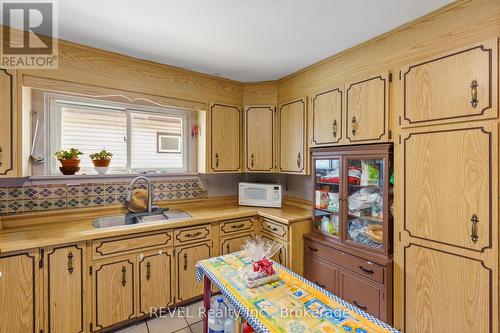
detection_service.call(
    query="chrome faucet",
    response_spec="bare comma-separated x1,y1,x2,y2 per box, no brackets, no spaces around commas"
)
125,176,153,213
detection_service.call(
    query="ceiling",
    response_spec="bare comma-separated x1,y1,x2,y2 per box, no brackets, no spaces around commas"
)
31,1,455,81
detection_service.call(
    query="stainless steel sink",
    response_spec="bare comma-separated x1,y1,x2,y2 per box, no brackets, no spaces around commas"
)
92,209,191,228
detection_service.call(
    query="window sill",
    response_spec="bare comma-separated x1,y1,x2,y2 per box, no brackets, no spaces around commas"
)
28,172,199,181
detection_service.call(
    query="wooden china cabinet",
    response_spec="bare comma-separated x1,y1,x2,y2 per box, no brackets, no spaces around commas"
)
304,143,393,324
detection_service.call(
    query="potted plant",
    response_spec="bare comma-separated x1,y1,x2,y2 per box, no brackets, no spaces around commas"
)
89,149,113,175
54,148,83,175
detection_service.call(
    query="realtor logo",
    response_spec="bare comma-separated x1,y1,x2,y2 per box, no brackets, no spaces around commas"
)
1,1,58,68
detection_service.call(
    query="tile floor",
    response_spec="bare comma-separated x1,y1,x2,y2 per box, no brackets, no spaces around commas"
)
114,299,206,333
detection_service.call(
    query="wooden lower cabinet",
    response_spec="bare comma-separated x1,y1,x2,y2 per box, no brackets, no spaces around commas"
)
304,255,338,294
340,270,384,320
261,234,288,266
176,241,212,302
92,255,135,331
221,233,253,255
0,249,40,333
138,249,174,315
44,244,86,333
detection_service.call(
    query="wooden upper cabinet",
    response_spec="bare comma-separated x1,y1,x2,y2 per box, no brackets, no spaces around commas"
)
278,98,307,174
0,69,15,177
345,73,389,143
401,38,498,127
44,244,86,333
210,103,241,172
92,256,135,330
138,249,174,315
0,249,40,333
311,87,343,146
403,123,496,252
245,105,275,172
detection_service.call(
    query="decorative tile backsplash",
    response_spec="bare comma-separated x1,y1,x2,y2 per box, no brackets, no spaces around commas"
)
0,177,207,215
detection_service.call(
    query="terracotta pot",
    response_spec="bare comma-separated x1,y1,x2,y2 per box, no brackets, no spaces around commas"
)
59,159,81,168
92,159,111,167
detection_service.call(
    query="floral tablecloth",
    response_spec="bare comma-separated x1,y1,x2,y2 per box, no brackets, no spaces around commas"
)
196,252,399,333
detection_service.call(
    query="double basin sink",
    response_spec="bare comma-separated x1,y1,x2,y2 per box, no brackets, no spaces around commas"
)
92,208,191,228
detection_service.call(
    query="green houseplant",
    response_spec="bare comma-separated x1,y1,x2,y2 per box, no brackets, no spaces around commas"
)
54,148,83,175
89,149,113,167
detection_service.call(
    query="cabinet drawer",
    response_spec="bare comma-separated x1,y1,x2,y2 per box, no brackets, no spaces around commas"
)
304,239,384,283
174,224,211,245
340,270,382,319
220,218,255,235
260,219,288,240
93,231,173,259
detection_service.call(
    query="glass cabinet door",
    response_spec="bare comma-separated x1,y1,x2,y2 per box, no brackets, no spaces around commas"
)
346,158,385,250
313,158,341,238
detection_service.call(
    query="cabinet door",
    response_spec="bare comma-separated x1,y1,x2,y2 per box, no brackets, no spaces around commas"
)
0,69,14,177
221,234,253,255
176,242,212,302
138,249,174,315
340,269,383,320
403,123,496,251
245,105,274,172
92,256,135,330
345,73,389,143
312,87,343,146
401,38,497,127
304,255,338,294
45,244,85,333
279,98,307,174
210,103,241,172
0,250,40,333
403,244,491,333
261,235,288,266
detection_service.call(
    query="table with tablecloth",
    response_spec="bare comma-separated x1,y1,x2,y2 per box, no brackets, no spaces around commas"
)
196,252,399,333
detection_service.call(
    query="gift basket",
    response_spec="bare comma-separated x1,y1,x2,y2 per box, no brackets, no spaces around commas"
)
241,236,282,288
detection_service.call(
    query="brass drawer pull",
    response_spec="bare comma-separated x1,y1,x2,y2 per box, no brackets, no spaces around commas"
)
268,226,279,232
67,252,74,274
215,153,219,168
353,300,367,311
333,119,337,138
250,154,255,169
351,116,358,136
470,80,479,108
358,265,374,274
308,246,318,252
183,253,188,271
470,214,479,243
296,152,301,168
230,223,245,229
146,261,151,281
121,266,127,286
314,281,326,289
185,231,202,238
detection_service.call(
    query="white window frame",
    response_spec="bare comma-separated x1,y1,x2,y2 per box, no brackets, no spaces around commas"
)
46,94,192,175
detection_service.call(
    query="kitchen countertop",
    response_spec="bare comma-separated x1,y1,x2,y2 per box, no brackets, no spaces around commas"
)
0,197,311,254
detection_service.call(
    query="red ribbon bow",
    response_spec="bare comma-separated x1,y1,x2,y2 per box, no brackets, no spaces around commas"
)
253,258,275,276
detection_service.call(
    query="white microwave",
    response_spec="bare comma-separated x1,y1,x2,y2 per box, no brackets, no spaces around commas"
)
239,182,282,208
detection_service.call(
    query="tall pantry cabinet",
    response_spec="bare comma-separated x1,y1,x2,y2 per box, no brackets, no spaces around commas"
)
393,38,498,332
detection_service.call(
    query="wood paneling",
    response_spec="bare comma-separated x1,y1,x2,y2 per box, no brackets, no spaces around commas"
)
176,241,211,302
345,73,389,143
403,124,494,251
278,98,307,174
311,87,343,146
44,244,85,333
138,249,174,315
209,103,242,172
0,249,40,333
401,38,497,127
245,105,275,172
403,244,491,333
92,256,135,330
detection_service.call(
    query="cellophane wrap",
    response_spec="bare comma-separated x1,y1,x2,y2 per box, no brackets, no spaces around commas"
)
241,236,282,288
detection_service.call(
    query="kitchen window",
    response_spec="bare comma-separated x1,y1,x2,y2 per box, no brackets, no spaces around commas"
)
48,96,191,175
